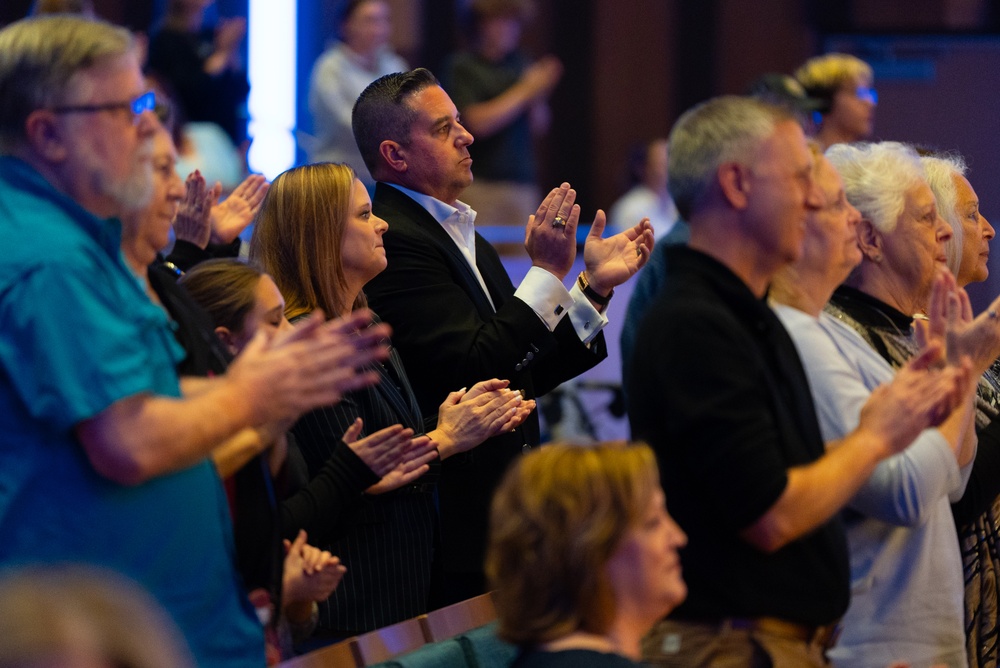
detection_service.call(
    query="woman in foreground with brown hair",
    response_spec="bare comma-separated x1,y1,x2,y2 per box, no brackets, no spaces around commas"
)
487,442,687,667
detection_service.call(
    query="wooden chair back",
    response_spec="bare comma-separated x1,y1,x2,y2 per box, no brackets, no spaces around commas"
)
353,615,429,665
420,592,498,642
276,636,359,668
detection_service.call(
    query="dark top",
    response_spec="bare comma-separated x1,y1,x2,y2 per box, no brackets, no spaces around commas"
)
165,238,242,273
620,220,690,408
512,648,645,668
290,312,441,635
445,50,535,183
364,183,605,587
149,262,379,611
147,27,250,144
627,246,850,625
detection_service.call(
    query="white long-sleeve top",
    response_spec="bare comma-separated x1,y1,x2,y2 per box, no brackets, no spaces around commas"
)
773,304,970,668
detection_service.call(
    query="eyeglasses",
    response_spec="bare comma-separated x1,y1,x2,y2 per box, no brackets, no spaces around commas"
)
50,91,156,125
855,86,878,104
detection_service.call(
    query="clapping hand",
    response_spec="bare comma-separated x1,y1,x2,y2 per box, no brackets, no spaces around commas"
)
581,211,655,297
430,379,535,458
209,174,269,244
174,170,213,249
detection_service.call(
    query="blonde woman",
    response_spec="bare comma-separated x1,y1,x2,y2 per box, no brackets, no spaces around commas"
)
795,53,877,149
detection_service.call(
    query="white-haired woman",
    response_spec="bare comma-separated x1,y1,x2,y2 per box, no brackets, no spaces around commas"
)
924,153,1000,668
829,141,1000,668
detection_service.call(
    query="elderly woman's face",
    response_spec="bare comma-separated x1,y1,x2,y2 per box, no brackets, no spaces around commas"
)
133,127,184,261
952,173,996,286
801,157,862,283
879,182,952,305
828,75,876,142
603,487,688,622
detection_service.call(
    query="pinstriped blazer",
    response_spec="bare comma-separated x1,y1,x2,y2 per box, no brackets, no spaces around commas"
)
291,314,441,635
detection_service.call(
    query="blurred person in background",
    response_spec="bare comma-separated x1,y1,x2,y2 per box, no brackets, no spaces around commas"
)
148,0,250,147
795,53,877,150
608,138,678,240
443,0,562,244
308,0,407,188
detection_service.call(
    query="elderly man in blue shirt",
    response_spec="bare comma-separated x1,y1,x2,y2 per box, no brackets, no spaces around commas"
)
0,16,388,667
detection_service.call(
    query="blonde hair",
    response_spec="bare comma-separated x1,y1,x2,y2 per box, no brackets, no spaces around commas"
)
486,441,659,645
249,163,366,321
0,16,134,151
795,53,873,112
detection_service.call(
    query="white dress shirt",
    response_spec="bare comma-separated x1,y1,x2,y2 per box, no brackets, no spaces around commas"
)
386,183,607,345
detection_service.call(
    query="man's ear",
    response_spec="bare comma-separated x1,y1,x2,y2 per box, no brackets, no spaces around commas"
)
378,140,407,175
23,109,69,163
856,218,883,262
717,161,750,210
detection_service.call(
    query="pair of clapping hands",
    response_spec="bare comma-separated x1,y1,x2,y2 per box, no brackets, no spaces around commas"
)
526,182,656,298
342,379,536,495
173,171,269,249
858,270,994,460
232,307,534,494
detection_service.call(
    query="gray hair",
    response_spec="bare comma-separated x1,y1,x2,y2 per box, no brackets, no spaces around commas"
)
921,154,968,275
352,68,439,178
825,141,927,234
0,16,134,152
667,96,795,220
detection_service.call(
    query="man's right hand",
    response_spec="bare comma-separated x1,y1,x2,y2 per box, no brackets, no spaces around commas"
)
525,183,579,280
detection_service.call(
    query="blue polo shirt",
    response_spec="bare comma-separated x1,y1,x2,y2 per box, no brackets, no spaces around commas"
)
0,157,264,667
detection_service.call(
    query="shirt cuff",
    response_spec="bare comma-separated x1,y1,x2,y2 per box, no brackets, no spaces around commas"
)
514,266,573,332
567,281,609,345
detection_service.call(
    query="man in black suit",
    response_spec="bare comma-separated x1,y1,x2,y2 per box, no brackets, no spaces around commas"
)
353,68,654,604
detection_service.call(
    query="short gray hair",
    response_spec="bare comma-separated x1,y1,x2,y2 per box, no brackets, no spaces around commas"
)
667,96,794,220
825,141,927,234
0,16,134,151
921,153,968,275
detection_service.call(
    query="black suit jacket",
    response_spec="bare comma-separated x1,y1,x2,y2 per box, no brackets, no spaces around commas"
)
364,183,606,577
